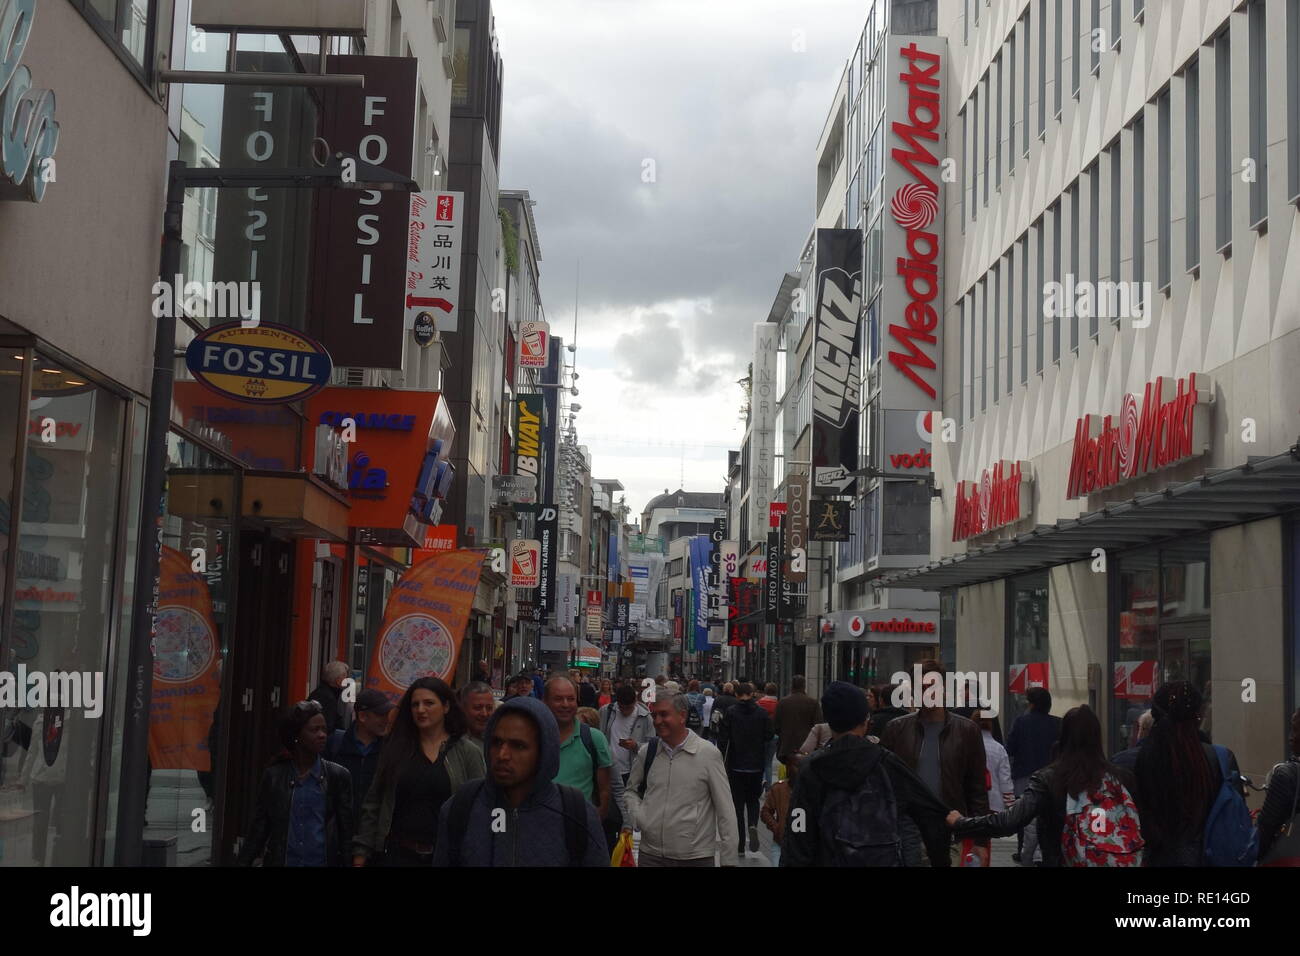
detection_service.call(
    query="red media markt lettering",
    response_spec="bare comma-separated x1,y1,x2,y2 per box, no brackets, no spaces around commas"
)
887,42,943,403
1065,373,1208,499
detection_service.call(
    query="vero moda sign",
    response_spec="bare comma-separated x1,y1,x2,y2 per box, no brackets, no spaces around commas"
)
881,37,946,410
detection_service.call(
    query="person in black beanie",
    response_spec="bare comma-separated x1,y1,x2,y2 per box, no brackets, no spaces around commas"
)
781,681,951,867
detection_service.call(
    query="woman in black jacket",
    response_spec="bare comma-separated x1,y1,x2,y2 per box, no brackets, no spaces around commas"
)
1134,681,1239,866
947,705,1135,866
1257,708,1300,862
238,700,353,866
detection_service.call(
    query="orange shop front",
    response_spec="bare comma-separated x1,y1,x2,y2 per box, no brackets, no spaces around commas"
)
291,387,456,698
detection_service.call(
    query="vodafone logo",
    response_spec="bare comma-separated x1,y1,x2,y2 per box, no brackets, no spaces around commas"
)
847,616,865,637
868,618,937,634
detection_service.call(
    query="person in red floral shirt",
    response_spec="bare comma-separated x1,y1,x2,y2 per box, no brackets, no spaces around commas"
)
946,705,1143,867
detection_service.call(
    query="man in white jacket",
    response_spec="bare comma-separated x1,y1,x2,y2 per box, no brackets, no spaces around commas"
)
623,690,739,867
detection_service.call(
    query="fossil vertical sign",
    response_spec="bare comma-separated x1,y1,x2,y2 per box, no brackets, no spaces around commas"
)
310,56,418,369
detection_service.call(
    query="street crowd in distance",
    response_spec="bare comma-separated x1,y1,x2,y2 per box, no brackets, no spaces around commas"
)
236,662,1300,868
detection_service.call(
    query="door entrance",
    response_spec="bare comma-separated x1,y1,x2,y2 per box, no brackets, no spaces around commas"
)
216,530,295,865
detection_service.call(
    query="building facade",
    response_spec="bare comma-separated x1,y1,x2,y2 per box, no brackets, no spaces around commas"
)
877,0,1300,793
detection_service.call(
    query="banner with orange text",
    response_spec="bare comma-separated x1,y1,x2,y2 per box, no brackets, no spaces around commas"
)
149,545,223,771
366,548,487,704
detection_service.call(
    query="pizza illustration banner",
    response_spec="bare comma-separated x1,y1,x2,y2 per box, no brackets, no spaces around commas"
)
367,548,488,703
149,545,223,771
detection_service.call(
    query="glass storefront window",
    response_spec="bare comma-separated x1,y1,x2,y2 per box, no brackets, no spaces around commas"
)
1005,571,1050,729
1113,538,1212,752
0,352,25,635
1,357,127,866
142,435,237,866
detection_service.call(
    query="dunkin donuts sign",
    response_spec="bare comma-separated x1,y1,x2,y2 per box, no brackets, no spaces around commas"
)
882,38,946,407
1066,373,1211,499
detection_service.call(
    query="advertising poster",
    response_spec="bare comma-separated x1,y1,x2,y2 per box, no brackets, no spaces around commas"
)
366,549,486,701
811,228,863,495
148,546,222,772
405,190,464,333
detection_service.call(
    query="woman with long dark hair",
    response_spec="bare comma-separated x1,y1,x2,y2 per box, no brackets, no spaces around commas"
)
352,678,484,866
947,705,1140,866
1134,681,1238,866
238,700,353,867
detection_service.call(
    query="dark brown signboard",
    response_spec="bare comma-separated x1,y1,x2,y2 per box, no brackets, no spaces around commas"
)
212,51,317,332
810,499,851,542
309,56,418,369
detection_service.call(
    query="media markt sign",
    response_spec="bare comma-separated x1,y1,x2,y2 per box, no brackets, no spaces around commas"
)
0,0,60,203
880,36,946,410
952,460,1033,542
1066,373,1211,499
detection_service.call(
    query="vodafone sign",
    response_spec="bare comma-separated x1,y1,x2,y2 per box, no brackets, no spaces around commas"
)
823,608,940,642
1066,373,1211,499
881,38,946,409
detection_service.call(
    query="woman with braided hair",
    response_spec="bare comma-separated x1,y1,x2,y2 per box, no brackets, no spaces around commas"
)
1134,681,1240,866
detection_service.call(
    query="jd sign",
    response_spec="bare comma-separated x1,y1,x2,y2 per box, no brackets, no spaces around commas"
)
1,0,60,202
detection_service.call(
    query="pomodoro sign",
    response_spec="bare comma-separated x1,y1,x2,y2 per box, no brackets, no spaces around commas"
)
185,322,332,405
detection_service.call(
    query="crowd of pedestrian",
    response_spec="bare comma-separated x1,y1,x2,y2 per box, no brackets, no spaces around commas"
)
236,661,1300,869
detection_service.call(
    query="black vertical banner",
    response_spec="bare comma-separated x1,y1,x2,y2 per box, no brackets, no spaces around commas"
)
812,228,864,495
778,515,800,620
535,503,558,619
765,531,781,624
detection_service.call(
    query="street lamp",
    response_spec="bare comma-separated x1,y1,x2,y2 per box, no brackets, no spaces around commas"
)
116,152,418,867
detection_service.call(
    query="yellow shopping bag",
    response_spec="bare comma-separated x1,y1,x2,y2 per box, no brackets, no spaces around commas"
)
610,830,636,867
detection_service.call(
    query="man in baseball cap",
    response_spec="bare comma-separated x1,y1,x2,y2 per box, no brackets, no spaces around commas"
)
326,689,395,830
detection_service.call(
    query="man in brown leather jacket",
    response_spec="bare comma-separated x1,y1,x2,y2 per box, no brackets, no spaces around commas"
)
881,660,989,864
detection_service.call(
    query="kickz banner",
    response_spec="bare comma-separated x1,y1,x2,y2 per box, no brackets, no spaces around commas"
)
811,228,863,497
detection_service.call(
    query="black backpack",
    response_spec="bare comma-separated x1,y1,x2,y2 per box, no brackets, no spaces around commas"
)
816,751,903,866
443,779,589,866
685,696,704,733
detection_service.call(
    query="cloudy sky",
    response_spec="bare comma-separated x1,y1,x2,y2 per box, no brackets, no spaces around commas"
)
493,0,865,519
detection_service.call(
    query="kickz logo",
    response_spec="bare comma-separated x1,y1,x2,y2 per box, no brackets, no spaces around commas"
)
812,269,863,430
1066,373,1210,499
887,42,943,403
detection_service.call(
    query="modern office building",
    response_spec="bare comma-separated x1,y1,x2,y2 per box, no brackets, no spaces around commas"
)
876,0,1300,792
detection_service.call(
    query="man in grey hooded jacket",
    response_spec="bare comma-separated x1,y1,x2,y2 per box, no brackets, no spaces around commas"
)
433,696,608,867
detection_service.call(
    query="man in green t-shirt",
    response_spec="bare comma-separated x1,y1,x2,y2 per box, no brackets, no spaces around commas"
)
544,676,612,824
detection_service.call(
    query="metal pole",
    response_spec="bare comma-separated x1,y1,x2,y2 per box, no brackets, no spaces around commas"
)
115,160,185,866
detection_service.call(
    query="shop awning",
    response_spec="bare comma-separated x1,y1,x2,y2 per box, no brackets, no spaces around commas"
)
879,447,1300,591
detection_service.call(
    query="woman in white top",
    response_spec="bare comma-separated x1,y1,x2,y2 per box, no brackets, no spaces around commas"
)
977,712,1015,810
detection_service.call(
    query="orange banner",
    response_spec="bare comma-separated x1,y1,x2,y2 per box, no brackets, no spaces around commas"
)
366,549,487,703
149,545,223,771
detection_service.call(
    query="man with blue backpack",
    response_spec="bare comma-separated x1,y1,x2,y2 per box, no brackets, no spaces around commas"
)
781,682,952,867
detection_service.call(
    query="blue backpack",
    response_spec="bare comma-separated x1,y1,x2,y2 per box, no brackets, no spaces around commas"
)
1203,745,1259,867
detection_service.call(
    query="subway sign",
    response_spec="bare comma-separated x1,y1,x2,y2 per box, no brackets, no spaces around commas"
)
185,322,332,404
1066,373,1210,499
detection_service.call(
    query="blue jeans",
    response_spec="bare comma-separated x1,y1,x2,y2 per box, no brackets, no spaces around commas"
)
763,739,776,788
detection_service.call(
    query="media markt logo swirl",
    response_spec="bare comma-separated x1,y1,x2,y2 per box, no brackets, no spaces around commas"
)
890,181,938,231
